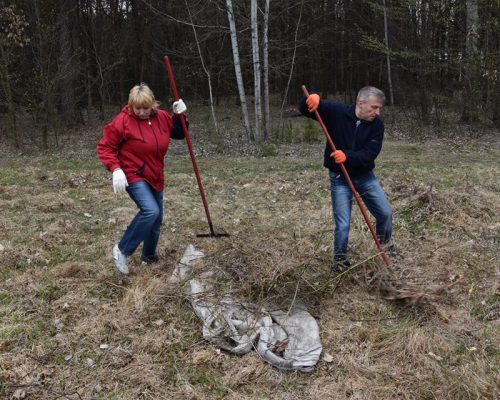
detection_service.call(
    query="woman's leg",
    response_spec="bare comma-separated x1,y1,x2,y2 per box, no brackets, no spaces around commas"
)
141,189,163,261
119,180,161,256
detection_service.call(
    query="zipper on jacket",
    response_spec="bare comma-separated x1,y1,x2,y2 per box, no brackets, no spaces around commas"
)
149,118,161,161
352,119,361,150
137,120,145,142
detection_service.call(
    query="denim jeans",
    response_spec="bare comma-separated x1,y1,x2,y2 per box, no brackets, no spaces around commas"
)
118,180,163,258
329,170,392,257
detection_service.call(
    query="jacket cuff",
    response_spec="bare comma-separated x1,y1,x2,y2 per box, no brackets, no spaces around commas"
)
110,163,121,173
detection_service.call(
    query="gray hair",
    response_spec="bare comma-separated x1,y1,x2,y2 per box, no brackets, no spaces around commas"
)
356,86,386,104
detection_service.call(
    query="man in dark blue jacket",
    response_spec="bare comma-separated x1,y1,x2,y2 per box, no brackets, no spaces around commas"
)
299,86,394,273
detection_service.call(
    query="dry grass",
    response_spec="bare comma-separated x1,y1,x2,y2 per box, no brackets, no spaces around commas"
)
0,107,499,399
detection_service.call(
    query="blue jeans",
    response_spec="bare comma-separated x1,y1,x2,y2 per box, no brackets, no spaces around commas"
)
329,170,392,257
118,180,163,258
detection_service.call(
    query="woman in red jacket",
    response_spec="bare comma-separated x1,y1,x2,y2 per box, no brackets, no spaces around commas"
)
97,83,186,274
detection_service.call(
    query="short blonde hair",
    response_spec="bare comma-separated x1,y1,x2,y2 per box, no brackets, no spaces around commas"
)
128,83,159,110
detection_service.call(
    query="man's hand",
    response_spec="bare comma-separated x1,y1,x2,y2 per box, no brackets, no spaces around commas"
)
112,168,128,194
173,99,187,114
306,94,320,112
331,150,346,164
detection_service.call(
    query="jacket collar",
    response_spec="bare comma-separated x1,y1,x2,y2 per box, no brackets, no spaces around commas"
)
344,103,379,124
343,104,358,122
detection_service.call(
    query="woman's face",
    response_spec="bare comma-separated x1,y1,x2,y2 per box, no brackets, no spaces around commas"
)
133,106,152,119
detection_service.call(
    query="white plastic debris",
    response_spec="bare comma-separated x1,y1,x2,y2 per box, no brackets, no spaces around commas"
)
54,317,63,331
170,245,323,372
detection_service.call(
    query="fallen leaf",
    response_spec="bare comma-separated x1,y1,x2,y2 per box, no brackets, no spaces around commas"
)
0,341,11,351
428,351,443,361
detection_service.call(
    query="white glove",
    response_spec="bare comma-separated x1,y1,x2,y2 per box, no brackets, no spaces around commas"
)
173,99,187,114
112,168,128,194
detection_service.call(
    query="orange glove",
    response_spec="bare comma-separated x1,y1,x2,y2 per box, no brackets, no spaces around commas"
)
331,150,346,164
306,94,320,112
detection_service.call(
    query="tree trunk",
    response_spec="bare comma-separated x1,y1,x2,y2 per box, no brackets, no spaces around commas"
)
461,0,479,122
382,0,394,105
185,0,219,136
277,0,304,138
225,0,253,141
0,43,19,147
58,2,77,128
251,0,262,141
262,0,270,140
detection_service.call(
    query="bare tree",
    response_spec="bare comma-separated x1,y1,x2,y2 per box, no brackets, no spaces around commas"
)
461,0,480,122
58,0,78,129
225,0,253,141
0,5,29,147
382,0,394,105
250,0,262,141
277,0,304,137
185,0,219,136
262,0,270,140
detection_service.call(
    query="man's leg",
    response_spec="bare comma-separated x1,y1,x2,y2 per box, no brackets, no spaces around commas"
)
356,172,393,245
330,171,353,267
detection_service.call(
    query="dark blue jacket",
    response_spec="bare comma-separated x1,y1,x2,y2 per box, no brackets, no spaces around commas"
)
299,97,384,177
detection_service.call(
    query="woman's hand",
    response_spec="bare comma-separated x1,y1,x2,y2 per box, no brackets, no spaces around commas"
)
173,99,187,114
112,168,128,194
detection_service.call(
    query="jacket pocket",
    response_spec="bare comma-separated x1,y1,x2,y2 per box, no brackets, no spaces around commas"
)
135,162,147,176
329,171,342,180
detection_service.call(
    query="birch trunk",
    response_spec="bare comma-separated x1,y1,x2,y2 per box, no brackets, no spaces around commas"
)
262,0,270,140
251,0,262,141
382,0,394,105
225,0,253,141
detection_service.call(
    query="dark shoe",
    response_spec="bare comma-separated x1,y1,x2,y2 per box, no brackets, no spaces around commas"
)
141,254,160,264
332,255,351,274
384,243,403,260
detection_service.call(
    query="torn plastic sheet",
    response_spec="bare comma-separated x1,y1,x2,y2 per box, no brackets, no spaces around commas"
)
170,245,322,372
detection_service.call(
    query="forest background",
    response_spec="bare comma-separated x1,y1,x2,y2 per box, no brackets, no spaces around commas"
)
1,0,499,146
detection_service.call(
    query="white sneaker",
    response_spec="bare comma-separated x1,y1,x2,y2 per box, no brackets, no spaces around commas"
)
112,245,129,274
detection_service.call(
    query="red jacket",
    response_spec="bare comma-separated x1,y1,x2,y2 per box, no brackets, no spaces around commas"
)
97,106,185,192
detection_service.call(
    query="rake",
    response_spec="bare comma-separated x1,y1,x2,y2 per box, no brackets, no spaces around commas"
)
164,56,229,238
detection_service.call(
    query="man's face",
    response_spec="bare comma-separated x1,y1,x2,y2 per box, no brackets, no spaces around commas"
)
356,96,383,122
